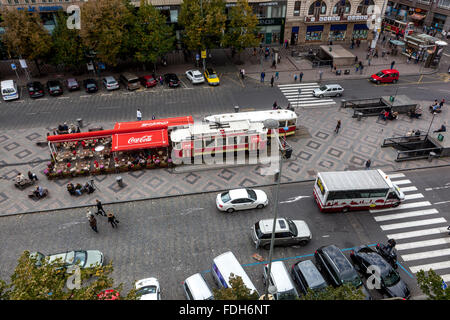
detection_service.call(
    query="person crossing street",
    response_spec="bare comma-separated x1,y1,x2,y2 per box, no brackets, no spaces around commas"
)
88,212,98,233
96,199,106,216
107,211,119,229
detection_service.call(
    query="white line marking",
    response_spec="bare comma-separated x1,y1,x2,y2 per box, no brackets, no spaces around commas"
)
280,196,311,204
404,193,424,200
402,248,450,261
387,173,406,179
396,238,450,251
441,274,450,282
370,201,432,213
399,186,418,193
387,227,449,240
392,179,412,185
278,83,318,88
435,200,450,205
410,261,450,273
374,208,439,222
293,101,337,107
380,217,447,231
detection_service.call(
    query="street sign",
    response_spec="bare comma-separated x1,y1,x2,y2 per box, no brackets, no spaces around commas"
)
11,63,16,70
201,50,207,59
19,59,28,69
442,280,447,290
195,53,200,61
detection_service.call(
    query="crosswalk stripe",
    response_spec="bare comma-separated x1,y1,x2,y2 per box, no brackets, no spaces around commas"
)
387,173,406,179
402,248,450,261
387,227,449,240
370,201,432,213
392,179,412,185
280,86,318,91
399,186,418,193
288,97,335,102
283,91,316,96
293,101,337,107
278,83,318,88
374,209,439,222
410,261,450,273
404,193,424,200
396,237,450,251
380,217,447,231
441,274,450,282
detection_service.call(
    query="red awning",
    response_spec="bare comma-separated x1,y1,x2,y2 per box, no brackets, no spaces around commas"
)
112,129,169,152
114,116,193,131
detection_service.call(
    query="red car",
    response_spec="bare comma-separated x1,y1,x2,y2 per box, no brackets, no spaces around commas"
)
139,75,158,88
370,69,399,85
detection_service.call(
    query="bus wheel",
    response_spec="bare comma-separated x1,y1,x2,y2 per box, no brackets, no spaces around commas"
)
342,207,350,213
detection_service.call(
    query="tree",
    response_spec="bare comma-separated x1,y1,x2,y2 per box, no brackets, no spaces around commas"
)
131,0,175,71
213,274,259,300
0,251,137,300
0,8,52,74
179,0,227,51
416,269,450,300
80,0,131,66
49,13,86,73
300,283,366,300
223,0,259,63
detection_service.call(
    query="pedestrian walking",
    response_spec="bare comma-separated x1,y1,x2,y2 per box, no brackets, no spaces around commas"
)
350,39,355,49
88,213,98,233
152,114,156,120
270,75,274,87
273,101,278,110
368,57,371,66
159,76,163,85
439,99,445,108
360,63,364,74
334,120,341,134
365,159,371,170
242,68,245,79
390,60,395,69
275,71,279,80
299,72,303,82
261,71,265,83
107,211,119,228
319,70,323,81
96,199,106,216
355,63,359,73
294,74,298,82
27,171,38,181
136,109,142,121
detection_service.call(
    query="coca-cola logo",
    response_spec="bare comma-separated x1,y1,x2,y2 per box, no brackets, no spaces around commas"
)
141,121,169,127
128,135,153,144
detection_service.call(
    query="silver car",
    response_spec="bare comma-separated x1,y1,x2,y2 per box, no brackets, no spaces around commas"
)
30,250,104,269
251,217,311,249
102,76,119,91
313,84,344,98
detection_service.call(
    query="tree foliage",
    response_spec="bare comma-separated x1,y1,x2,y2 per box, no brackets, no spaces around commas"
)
131,0,175,67
213,274,259,300
80,0,130,66
0,251,137,300
0,9,52,60
179,0,227,51
416,269,450,300
300,283,366,300
223,0,259,55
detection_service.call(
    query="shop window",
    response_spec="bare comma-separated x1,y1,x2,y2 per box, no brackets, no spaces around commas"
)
294,1,301,16
357,0,374,15
308,1,327,19
333,0,351,16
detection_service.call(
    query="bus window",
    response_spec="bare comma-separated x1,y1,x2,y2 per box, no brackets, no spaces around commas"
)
370,190,388,198
287,119,296,126
279,120,287,128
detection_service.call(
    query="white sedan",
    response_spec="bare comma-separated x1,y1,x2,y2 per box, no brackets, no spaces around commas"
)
216,188,268,213
136,277,161,300
185,69,205,84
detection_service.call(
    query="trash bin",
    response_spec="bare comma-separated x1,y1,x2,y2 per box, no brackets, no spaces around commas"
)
428,152,437,162
77,118,83,128
340,99,346,108
234,105,239,113
356,112,363,121
116,176,124,187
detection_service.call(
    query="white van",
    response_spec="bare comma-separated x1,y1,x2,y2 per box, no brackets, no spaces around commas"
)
183,273,214,300
263,261,299,300
211,251,259,296
1,80,19,101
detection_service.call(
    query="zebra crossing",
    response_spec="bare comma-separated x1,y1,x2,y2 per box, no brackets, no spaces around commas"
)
371,173,450,282
277,83,337,108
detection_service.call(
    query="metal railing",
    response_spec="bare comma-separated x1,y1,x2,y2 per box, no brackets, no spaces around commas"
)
396,147,442,162
382,135,427,149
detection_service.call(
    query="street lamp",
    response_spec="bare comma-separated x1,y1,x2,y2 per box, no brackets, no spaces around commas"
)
426,111,437,140
262,119,283,300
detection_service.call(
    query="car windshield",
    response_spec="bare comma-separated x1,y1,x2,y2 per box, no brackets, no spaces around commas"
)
2,88,14,94
129,79,138,83
194,74,203,78
221,192,231,203
137,285,156,296
66,251,87,267
382,270,400,287
87,83,96,88
342,271,362,288
246,189,257,201
277,289,298,300
319,85,328,91
208,73,217,79
287,219,298,236
50,86,60,90
376,71,385,77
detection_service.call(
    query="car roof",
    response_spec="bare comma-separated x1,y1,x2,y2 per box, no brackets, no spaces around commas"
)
191,70,202,75
185,273,213,299
296,260,327,288
381,69,399,73
269,261,296,292
1,80,15,86
104,76,116,81
259,218,290,234
323,84,342,88
228,188,249,199
355,246,391,275
320,245,354,272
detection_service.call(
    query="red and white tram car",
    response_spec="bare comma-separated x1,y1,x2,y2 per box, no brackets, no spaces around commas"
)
204,110,298,137
170,120,268,162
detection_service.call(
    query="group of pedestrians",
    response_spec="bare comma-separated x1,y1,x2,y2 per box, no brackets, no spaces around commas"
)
136,109,156,121
87,199,120,233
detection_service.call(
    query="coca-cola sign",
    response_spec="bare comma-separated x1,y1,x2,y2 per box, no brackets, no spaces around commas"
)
141,121,169,127
128,135,153,145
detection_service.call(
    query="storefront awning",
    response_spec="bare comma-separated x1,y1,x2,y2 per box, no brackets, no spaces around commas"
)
114,116,193,131
112,129,169,152
410,13,425,20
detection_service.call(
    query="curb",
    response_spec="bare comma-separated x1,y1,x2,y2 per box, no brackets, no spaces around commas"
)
3,162,450,218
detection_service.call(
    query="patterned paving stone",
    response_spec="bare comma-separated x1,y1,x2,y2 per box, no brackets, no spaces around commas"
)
218,168,236,182
318,159,335,169
314,131,330,140
145,176,165,189
127,169,146,180
14,149,32,160
183,172,201,185
0,135,9,144
4,142,20,152
0,192,8,204
287,161,301,173
25,133,41,142
306,140,321,150
327,147,343,159
239,178,258,187
349,155,366,166
297,151,312,161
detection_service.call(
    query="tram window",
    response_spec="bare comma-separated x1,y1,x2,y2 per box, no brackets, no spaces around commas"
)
279,120,286,128
238,136,246,144
204,138,215,148
287,119,296,126
194,140,202,148
216,137,225,146
174,142,181,149
227,137,237,145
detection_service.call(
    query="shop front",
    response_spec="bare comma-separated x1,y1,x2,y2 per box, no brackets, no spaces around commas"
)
306,25,324,42
252,1,286,45
352,23,369,40
329,24,347,41
432,13,447,31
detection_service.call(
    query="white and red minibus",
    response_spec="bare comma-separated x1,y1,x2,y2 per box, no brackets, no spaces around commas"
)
313,169,405,213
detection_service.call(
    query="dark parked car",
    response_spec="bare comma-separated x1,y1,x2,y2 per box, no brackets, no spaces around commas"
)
164,73,180,88
26,81,45,99
139,75,158,88
315,245,371,299
46,80,63,96
83,79,98,93
350,245,410,299
291,260,328,295
65,78,80,91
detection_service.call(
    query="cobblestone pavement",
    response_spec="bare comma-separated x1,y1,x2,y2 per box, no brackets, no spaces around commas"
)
1,94,449,216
